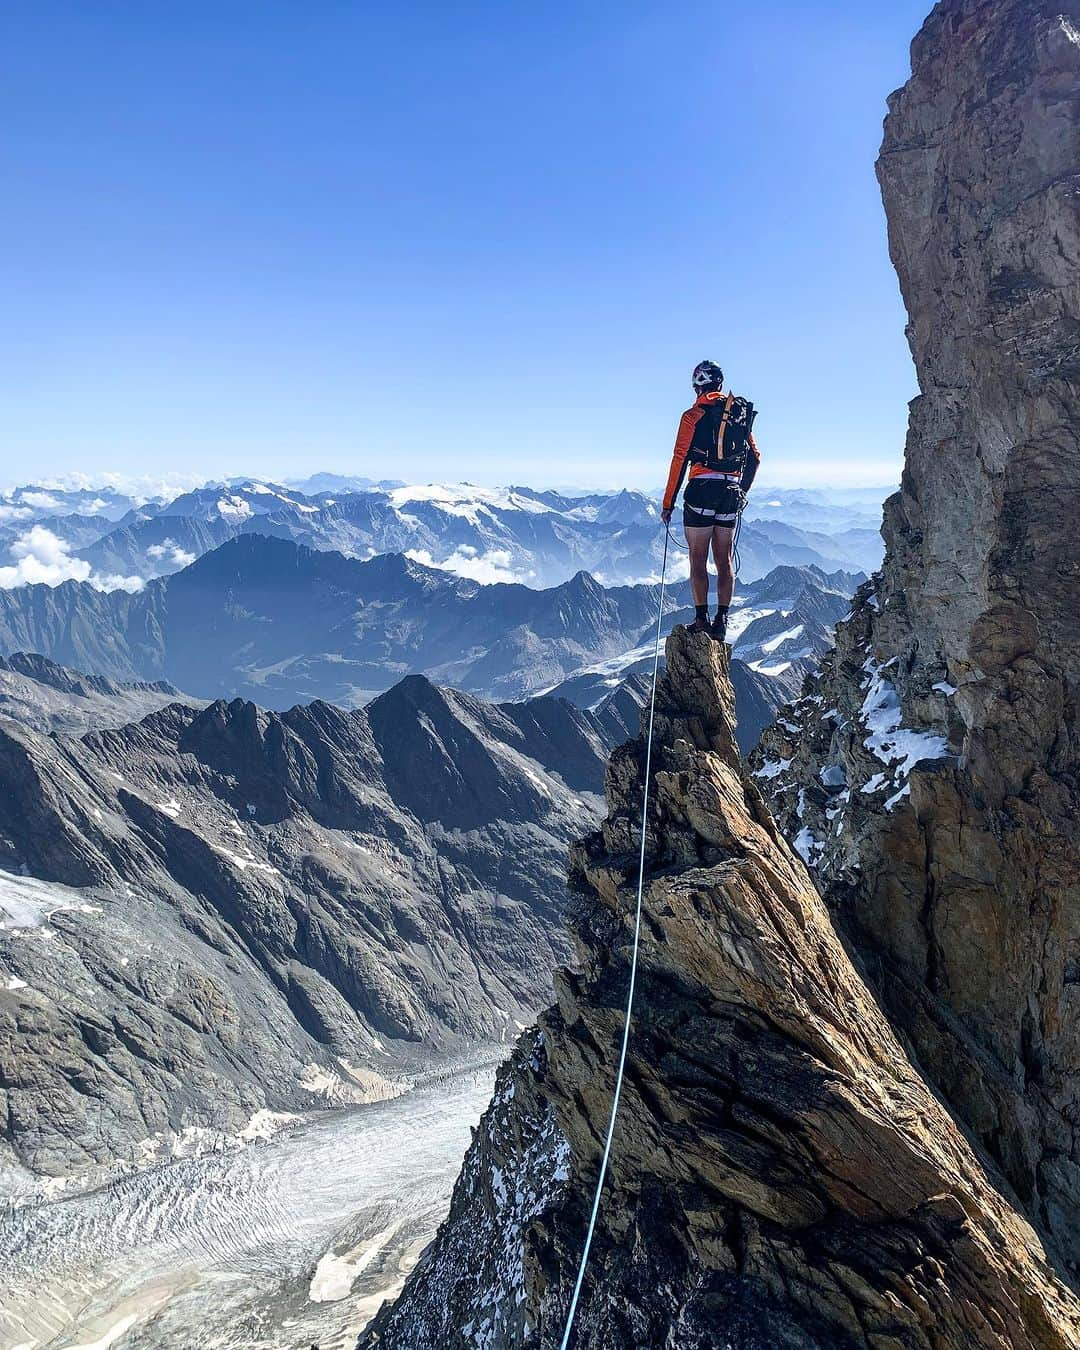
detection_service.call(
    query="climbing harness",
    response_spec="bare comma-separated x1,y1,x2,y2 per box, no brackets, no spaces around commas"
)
558,527,669,1350
664,500,744,578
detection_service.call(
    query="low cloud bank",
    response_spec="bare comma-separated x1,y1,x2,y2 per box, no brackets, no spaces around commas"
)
147,539,196,569
0,526,145,593
404,545,532,585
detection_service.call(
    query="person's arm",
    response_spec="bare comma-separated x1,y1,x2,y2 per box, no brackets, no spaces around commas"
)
740,432,761,493
661,408,700,520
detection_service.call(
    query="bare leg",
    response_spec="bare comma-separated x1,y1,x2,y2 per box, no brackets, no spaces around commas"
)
712,526,735,608
685,525,713,607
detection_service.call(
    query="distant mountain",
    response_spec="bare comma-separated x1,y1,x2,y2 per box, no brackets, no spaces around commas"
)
0,669,620,1182
285,472,406,495
543,564,861,753
743,517,883,576
741,484,892,534
0,477,884,589
0,540,861,747
0,535,677,706
0,652,192,736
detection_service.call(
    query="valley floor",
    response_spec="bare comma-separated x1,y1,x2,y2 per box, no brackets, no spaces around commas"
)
0,1056,499,1350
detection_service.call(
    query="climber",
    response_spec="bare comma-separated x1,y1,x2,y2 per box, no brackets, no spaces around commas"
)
661,359,760,643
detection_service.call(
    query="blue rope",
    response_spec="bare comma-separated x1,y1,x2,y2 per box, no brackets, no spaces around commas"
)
558,527,669,1350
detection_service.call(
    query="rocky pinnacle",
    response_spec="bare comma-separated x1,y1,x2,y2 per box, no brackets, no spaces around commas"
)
360,630,1080,1348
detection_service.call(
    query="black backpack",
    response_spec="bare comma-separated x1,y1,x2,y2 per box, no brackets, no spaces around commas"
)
688,395,757,475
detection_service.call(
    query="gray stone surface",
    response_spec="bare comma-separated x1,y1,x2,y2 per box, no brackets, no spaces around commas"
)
0,673,612,1186
754,0,1080,1277
0,651,193,736
361,634,1080,1348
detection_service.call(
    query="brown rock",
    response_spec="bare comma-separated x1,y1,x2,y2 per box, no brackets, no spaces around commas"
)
360,632,1079,1348
754,0,1080,1274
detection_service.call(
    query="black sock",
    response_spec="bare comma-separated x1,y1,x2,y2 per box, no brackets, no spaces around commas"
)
695,603,709,623
714,604,729,626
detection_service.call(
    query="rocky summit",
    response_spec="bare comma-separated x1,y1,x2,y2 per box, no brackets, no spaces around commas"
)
754,0,1080,1279
360,632,1080,1348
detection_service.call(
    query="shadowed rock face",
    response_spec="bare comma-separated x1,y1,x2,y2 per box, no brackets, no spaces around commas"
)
754,0,1080,1272
360,632,1080,1349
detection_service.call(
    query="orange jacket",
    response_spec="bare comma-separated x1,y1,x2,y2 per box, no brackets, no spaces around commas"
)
662,390,761,512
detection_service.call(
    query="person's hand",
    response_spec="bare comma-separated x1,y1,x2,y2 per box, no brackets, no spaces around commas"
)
661,507,673,525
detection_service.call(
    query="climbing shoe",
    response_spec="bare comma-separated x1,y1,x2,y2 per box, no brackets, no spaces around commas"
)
687,616,712,636
710,613,728,643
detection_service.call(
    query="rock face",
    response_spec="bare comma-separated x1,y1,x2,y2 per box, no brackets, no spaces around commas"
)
754,0,1080,1273
0,651,191,735
0,672,616,1186
360,632,1080,1348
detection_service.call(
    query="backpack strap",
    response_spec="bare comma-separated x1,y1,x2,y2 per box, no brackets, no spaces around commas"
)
716,393,734,447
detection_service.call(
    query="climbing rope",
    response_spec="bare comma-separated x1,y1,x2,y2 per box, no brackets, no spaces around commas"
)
559,495,746,1345
559,526,670,1350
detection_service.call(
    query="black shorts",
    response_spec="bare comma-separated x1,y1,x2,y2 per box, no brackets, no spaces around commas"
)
682,477,741,529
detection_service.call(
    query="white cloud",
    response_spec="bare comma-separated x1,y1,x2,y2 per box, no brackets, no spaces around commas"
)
0,526,144,592
146,538,196,568
94,472,204,505
0,504,33,522
18,491,62,512
404,546,530,585
5,472,204,508
93,571,147,594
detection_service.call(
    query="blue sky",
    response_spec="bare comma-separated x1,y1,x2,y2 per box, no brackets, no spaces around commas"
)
1,1,931,492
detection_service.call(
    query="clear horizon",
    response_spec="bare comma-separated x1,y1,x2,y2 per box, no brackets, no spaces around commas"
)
2,2,930,491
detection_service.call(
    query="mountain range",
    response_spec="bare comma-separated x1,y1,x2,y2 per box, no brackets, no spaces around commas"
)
3,0,1075,1346
0,650,641,1187
0,477,885,592
0,536,860,743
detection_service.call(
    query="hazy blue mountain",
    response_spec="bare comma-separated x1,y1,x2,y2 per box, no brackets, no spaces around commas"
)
0,477,886,589
0,535,676,706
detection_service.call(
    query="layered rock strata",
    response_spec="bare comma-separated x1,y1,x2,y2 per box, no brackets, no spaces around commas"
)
361,633,1080,1348
754,0,1080,1269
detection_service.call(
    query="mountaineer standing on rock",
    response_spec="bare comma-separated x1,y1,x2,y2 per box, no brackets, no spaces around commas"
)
661,359,761,642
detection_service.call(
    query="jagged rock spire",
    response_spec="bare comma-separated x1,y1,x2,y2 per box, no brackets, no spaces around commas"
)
361,630,1080,1347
